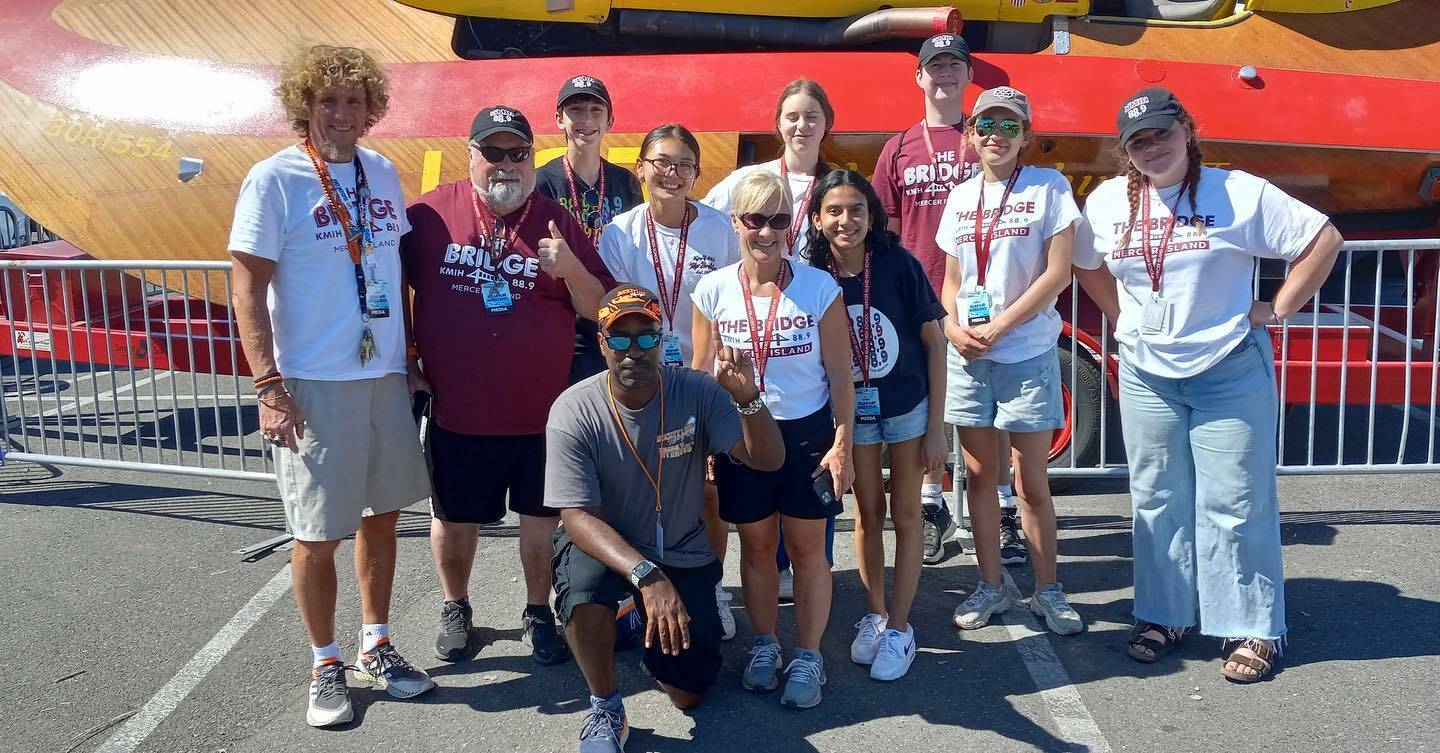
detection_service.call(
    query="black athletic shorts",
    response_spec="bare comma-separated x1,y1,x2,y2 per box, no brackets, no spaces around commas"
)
551,528,722,695
713,403,842,525
425,425,554,523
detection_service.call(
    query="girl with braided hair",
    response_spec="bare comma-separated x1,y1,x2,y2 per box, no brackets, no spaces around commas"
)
1073,88,1343,683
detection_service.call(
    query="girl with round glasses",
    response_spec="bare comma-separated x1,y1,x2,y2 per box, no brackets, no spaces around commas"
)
937,86,1085,637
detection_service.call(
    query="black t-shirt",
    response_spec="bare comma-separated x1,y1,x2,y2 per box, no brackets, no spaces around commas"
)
535,158,645,360
830,246,946,421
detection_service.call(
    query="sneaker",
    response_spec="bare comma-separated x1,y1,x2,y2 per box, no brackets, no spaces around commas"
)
436,599,475,662
523,606,572,665
579,696,628,753
778,567,795,601
742,636,783,692
780,648,827,709
352,638,435,699
999,510,1028,565
953,579,1015,630
1030,582,1084,636
715,584,736,641
849,613,887,665
306,659,353,727
922,502,957,565
869,626,917,681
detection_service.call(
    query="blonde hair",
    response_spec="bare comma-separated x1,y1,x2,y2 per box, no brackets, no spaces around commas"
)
276,45,390,138
730,171,793,217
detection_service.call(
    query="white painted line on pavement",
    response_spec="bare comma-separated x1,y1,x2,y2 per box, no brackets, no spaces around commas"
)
1005,619,1114,753
95,564,292,753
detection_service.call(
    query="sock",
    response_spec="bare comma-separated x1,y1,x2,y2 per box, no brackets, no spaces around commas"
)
590,691,623,709
921,483,943,506
998,483,1017,509
360,623,389,654
312,642,341,668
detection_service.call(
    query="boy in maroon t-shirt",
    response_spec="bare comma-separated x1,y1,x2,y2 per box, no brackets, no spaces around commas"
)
402,106,615,666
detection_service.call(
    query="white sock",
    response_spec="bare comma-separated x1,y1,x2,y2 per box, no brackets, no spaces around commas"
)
360,623,389,654
312,642,341,668
997,484,1016,509
921,483,943,505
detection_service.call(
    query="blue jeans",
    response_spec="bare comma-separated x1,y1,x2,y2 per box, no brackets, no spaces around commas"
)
1119,327,1286,640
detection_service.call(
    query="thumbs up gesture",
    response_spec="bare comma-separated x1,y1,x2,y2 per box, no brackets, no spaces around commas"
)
712,319,759,403
537,219,579,278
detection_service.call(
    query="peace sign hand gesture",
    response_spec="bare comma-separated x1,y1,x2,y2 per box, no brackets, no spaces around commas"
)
712,320,759,403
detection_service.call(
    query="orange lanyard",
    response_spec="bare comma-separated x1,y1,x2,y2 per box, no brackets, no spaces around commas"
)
606,371,665,550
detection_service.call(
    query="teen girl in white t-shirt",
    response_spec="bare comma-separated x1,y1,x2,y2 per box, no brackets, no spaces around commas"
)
936,87,1083,637
1073,88,1342,683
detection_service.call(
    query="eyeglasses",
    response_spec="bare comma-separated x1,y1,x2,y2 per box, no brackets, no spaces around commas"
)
604,332,663,351
974,117,1023,139
640,157,698,180
739,212,792,231
472,144,533,164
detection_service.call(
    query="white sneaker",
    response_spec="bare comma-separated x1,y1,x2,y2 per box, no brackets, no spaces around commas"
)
778,567,794,601
1030,582,1084,636
849,613,887,665
716,584,736,641
869,626,917,681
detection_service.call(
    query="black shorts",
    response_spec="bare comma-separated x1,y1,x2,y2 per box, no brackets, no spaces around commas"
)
713,403,843,525
552,528,722,695
425,425,554,523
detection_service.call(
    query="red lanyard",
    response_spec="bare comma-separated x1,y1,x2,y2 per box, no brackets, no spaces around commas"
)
778,161,815,252
1139,177,1191,296
972,166,1023,287
303,140,367,266
471,189,535,260
920,120,973,174
831,249,873,385
563,155,606,242
645,203,693,333
606,371,664,518
738,260,788,394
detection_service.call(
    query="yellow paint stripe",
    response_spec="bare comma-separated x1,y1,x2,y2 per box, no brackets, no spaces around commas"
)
421,149,443,194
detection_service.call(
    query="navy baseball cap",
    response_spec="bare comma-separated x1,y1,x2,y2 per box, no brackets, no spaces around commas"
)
1117,88,1184,144
919,33,971,67
557,74,612,110
470,105,533,144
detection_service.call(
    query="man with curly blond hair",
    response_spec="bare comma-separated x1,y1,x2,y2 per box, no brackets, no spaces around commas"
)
229,45,434,728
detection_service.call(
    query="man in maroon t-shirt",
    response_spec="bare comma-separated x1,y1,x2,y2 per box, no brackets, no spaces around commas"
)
403,105,614,666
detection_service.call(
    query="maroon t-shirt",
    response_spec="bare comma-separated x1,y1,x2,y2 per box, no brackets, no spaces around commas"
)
872,121,978,297
403,180,615,436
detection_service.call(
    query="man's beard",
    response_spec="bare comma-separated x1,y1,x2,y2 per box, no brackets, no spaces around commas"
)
482,171,527,214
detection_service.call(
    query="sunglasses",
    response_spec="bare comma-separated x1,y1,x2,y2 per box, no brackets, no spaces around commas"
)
604,332,663,351
580,189,604,229
974,117,1023,139
739,212,793,231
640,157,698,180
473,144,533,164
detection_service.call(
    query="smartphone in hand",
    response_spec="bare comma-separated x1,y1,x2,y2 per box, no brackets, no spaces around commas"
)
812,469,837,506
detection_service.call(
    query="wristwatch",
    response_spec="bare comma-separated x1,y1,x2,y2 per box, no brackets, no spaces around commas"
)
628,559,661,588
732,391,765,416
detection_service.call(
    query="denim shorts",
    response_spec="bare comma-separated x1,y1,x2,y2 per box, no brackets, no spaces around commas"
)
854,397,929,446
945,346,1065,433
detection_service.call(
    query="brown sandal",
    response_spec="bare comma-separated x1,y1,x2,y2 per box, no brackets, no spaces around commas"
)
1221,638,1277,683
1127,621,1187,663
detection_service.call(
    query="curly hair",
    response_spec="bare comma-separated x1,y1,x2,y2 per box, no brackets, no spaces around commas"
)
276,45,390,137
1114,110,1203,252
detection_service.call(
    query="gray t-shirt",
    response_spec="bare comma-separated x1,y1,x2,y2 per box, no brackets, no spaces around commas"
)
545,366,743,567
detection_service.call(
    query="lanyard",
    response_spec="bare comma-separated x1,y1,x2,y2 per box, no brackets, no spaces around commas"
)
738,260,788,394
1139,177,1191,296
971,166,1023,288
645,202,693,332
777,161,815,253
304,140,379,365
563,155,606,242
471,189,535,261
606,371,665,548
919,120,973,173
830,248,873,385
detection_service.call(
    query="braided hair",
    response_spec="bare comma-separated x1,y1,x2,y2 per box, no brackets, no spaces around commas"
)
1115,111,1203,251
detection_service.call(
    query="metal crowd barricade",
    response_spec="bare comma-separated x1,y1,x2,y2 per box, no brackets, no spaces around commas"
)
0,259,274,482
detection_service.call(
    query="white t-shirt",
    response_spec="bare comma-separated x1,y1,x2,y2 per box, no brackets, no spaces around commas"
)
691,260,842,420
1074,167,1329,378
228,145,410,381
935,167,1081,364
599,201,740,364
701,159,820,261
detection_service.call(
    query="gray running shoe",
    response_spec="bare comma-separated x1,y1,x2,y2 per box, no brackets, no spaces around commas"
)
1030,582,1084,636
352,639,436,699
524,606,573,665
953,579,1015,630
742,636,783,692
578,696,628,753
780,648,827,709
306,660,353,728
436,599,475,662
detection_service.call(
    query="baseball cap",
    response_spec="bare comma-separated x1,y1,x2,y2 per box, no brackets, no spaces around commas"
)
470,105,533,144
973,86,1031,121
1117,87,1184,144
918,33,971,67
557,74,612,110
597,285,663,331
